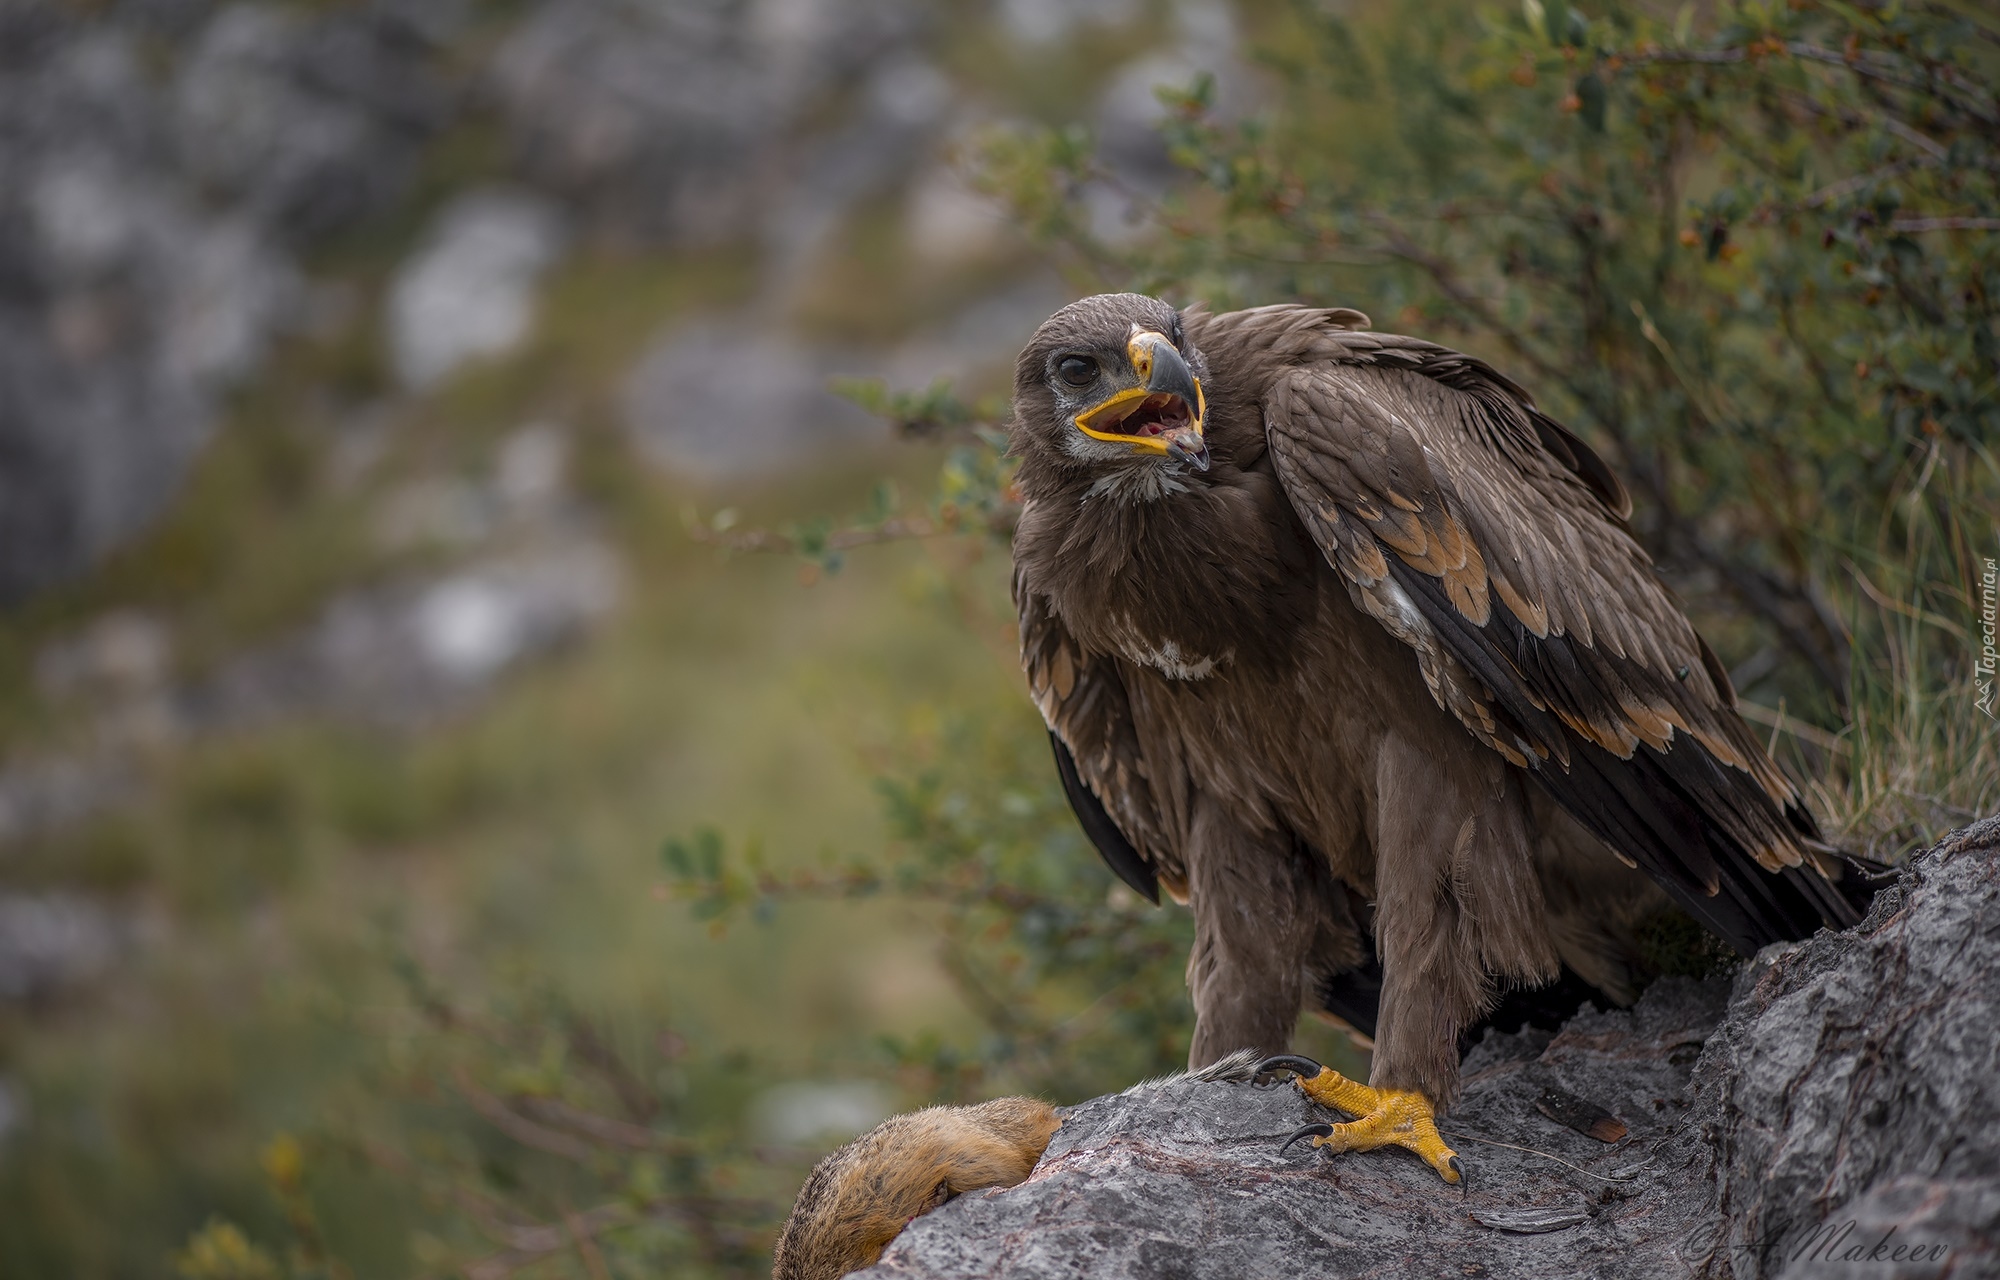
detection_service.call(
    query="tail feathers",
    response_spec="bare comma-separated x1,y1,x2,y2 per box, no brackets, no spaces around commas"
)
1122,1047,1265,1094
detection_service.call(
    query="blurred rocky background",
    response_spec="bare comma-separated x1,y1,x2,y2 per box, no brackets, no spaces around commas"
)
0,0,1253,598
7,0,1992,1274
0,0,1252,1273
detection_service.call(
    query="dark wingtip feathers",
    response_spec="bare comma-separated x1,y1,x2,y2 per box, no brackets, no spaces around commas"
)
1051,731,1160,905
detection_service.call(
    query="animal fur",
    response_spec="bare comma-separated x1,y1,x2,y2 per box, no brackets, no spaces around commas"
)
771,1097,1059,1280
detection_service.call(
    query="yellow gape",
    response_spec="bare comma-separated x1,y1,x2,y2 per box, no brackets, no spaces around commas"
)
1072,329,1206,457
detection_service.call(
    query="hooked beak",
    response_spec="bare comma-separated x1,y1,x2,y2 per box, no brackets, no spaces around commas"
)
1073,330,1208,471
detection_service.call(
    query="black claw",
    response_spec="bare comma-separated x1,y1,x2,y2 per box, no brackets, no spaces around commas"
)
1447,1154,1466,1188
1280,1122,1334,1155
1255,1054,1325,1081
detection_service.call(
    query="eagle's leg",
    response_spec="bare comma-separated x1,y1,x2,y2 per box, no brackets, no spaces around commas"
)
1262,1055,1463,1184
1183,798,1323,1067
1311,738,1558,1185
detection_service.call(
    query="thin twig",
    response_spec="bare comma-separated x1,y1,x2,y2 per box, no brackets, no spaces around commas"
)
514,1094,692,1153
564,1017,661,1123
1670,528,1851,696
1889,217,2000,232
1784,42,1995,123
1620,42,1995,124
1629,299,1738,429
1736,700,1852,756
462,1202,635,1280
1226,243,1393,268
564,1205,614,1280
461,1196,770,1280
1366,222,1575,392
1440,1129,1651,1183
453,1067,601,1164
1770,88,1950,163
1843,558,1970,640
689,516,941,555
1802,159,1923,208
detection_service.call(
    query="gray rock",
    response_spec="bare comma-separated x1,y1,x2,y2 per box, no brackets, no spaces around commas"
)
996,0,1140,47
172,1,452,237
621,314,882,483
0,891,122,1004
0,0,943,601
0,0,452,602
0,25,271,601
387,190,567,390
625,282,1067,483
1084,0,1254,244
1,0,1229,599
187,539,622,730
402,546,617,687
860,817,2000,1280
489,0,926,247
0,755,133,849
33,610,173,702
1703,817,2000,1279
0,537,615,851
0,1075,23,1145
879,279,1075,392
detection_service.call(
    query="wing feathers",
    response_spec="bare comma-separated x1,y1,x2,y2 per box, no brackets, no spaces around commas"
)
1262,326,1864,951
1016,564,1168,906
1050,732,1158,904
1048,644,1075,701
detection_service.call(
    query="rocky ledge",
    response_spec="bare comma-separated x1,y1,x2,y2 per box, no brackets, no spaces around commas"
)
861,817,2000,1280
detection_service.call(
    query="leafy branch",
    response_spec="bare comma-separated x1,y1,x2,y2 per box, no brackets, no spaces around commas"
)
681,381,1022,574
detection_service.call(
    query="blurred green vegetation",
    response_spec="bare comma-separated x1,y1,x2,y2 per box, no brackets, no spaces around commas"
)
1,1,1995,1278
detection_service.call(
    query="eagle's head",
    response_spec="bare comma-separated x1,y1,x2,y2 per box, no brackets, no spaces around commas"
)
1013,292,1210,476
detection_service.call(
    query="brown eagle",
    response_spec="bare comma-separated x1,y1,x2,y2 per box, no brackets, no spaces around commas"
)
1011,293,1877,1182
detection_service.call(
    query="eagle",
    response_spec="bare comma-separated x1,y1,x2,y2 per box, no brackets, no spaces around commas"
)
1010,292,1879,1183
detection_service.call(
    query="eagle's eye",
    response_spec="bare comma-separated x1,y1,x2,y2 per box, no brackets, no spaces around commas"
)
1056,354,1099,387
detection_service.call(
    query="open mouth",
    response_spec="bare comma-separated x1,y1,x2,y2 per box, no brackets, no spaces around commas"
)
1069,330,1208,469
1087,392,1196,439
1076,388,1201,441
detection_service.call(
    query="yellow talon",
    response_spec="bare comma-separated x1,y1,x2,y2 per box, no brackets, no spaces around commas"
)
1268,1059,1462,1185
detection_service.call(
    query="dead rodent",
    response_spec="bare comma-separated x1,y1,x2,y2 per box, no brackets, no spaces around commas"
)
771,1096,1059,1280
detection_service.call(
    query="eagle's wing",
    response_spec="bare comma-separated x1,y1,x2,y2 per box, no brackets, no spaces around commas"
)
1015,559,1164,904
1259,325,1861,953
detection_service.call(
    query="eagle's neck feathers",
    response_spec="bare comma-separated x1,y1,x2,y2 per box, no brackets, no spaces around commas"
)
1083,461,1194,505
1015,439,1320,682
